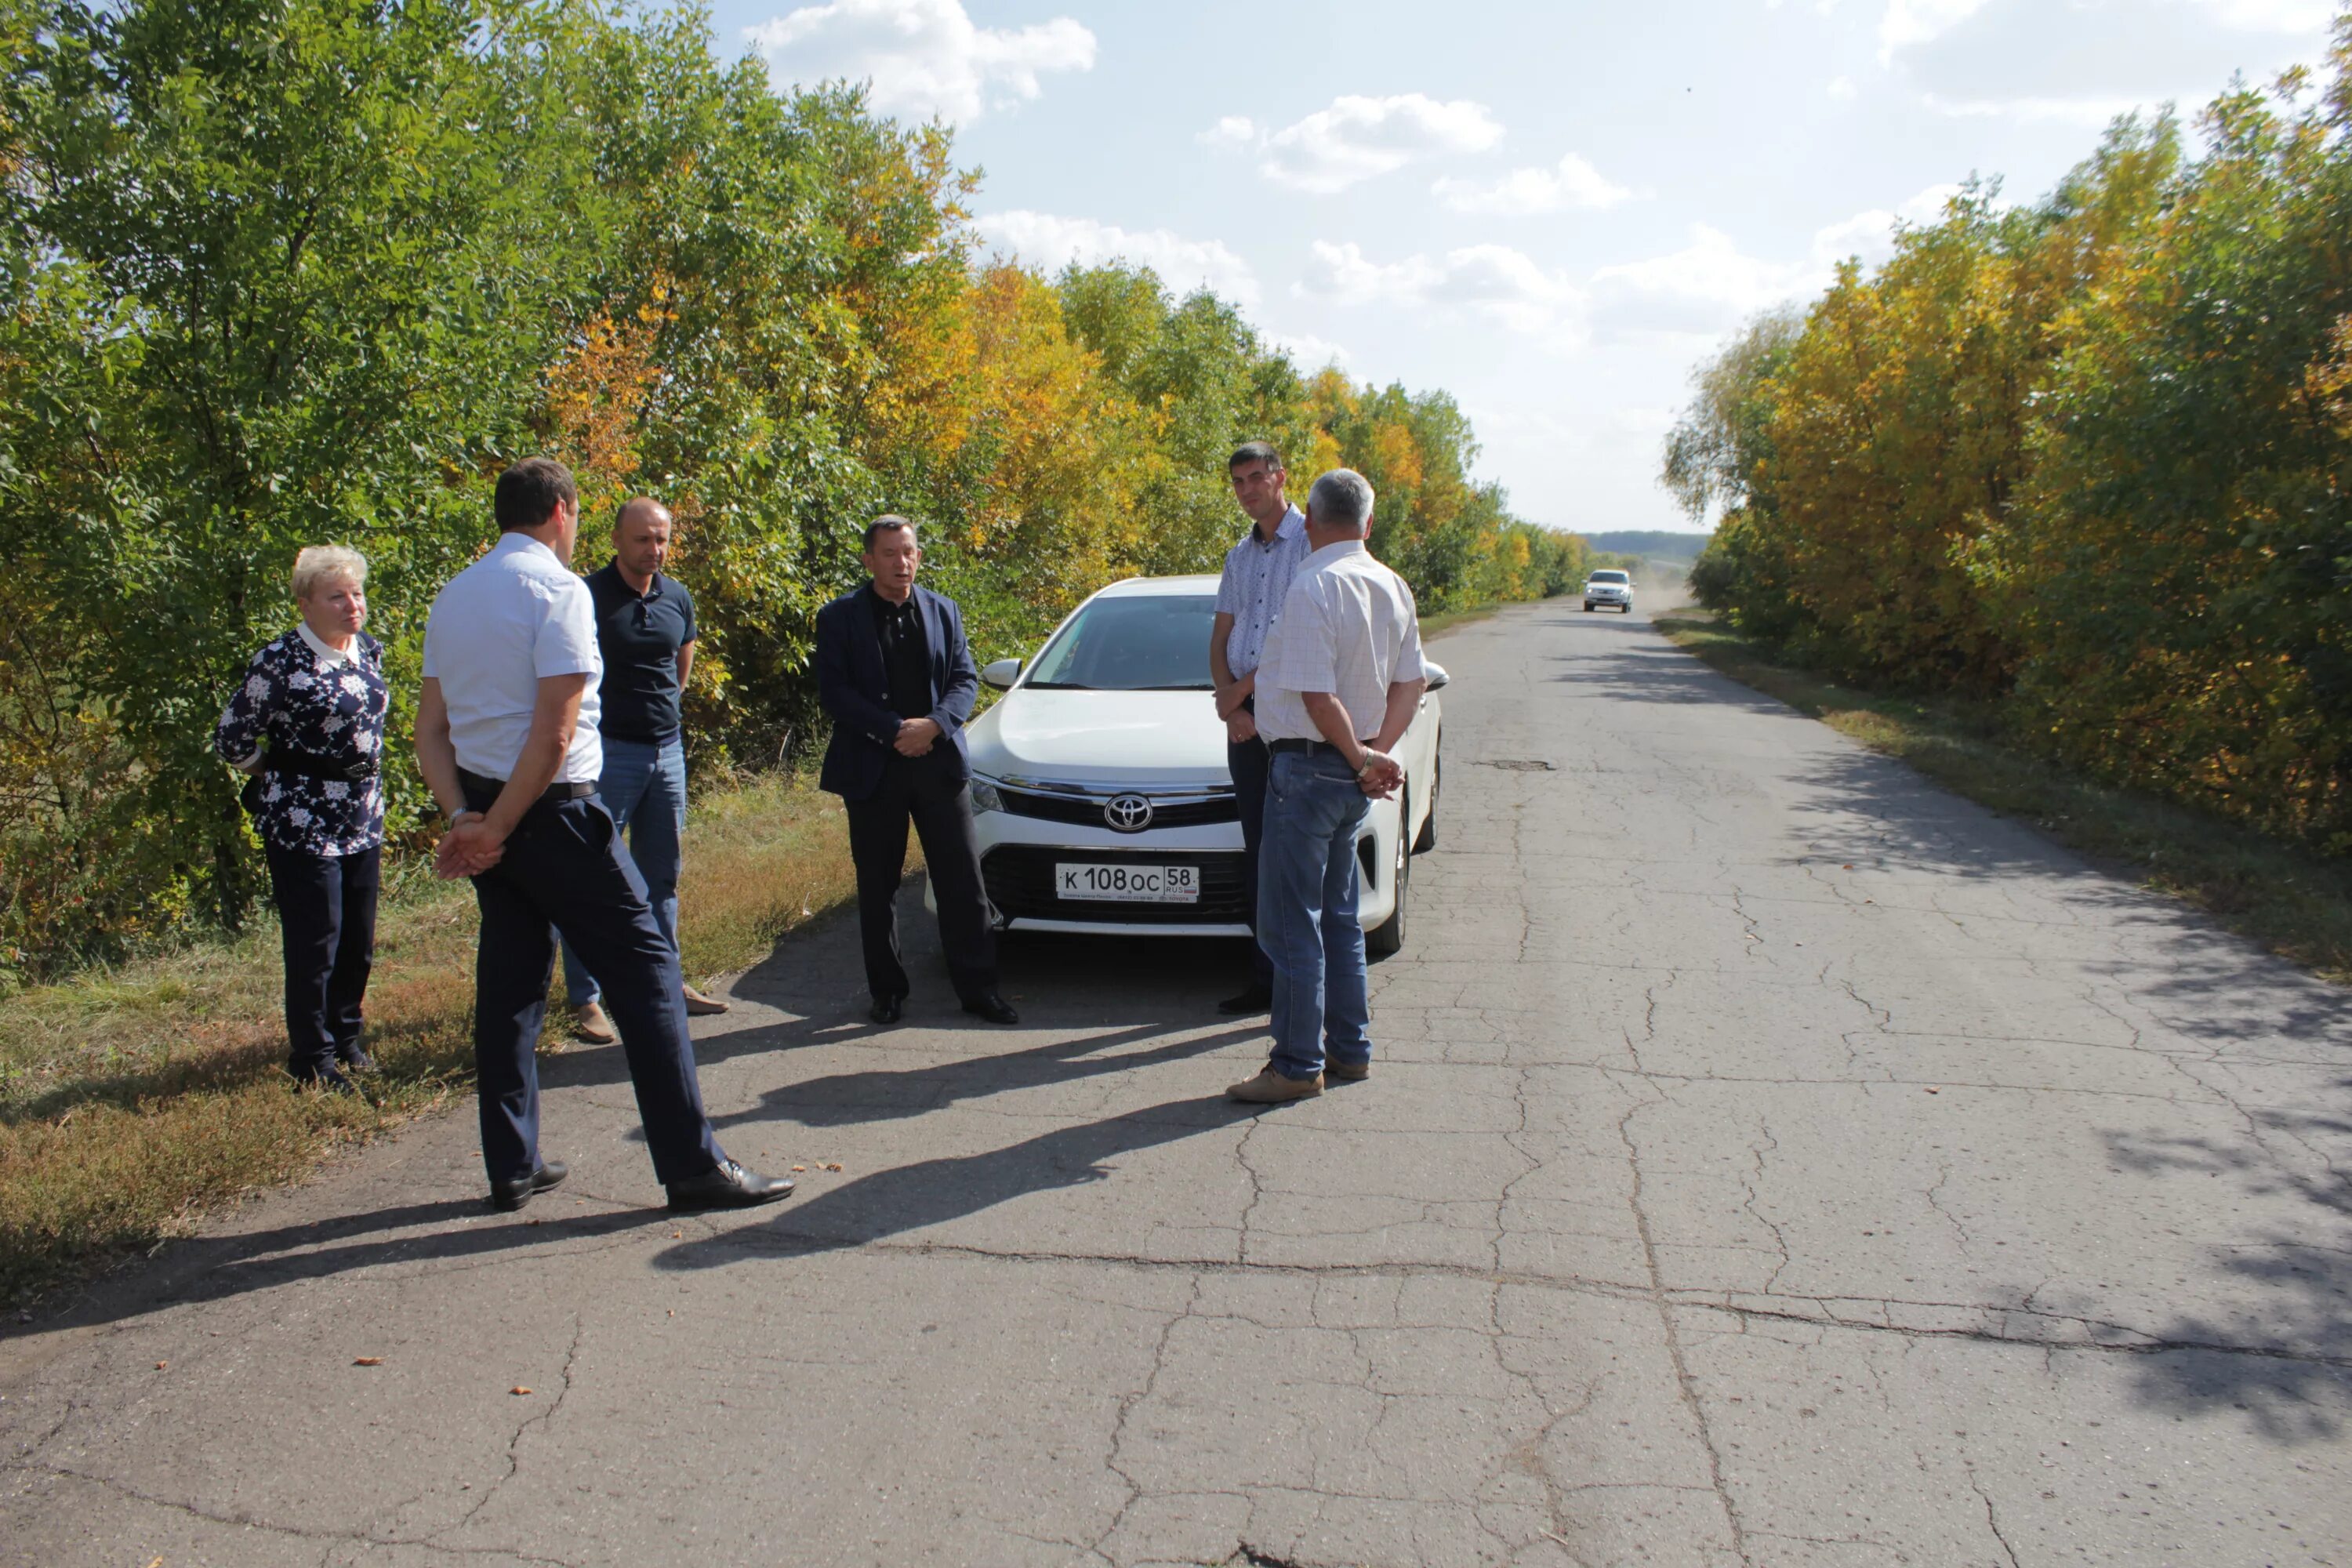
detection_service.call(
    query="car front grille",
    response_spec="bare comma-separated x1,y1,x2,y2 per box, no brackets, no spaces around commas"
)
983,847,1251,924
998,786,1239,832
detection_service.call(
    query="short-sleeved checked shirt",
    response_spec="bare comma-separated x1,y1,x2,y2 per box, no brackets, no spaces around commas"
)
1213,504,1308,679
1254,540,1428,744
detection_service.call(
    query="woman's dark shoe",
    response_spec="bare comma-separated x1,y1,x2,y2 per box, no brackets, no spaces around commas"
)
490,1160,570,1213
961,992,1020,1025
869,993,905,1025
666,1158,796,1213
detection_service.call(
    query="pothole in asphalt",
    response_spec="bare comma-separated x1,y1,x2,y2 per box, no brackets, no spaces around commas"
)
1479,759,1557,771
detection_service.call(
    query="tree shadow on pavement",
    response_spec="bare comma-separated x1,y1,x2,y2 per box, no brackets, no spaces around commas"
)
651,1092,1262,1267
1548,641,1795,713
2105,1119,2352,1441
1748,739,2352,1437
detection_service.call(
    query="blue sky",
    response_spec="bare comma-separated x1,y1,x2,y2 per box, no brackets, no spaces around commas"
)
702,0,2343,534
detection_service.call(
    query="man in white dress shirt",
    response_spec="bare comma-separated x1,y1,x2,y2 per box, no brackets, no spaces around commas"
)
412,458,793,1213
1208,441,1308,1017
1228,468,1428,1103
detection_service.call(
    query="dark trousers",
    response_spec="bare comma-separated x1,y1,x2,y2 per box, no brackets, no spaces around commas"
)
1228,732,1275,986
844,752,997,1002
460,782,724,1188
265,843,380,1076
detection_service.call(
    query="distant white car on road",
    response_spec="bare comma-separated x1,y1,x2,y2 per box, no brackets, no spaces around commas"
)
1583,570,1634,612
932,575,1446,958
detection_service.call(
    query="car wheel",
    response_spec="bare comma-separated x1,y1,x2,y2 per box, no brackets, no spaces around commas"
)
1582,601,1593,612
1412,752,1439,853
1367,791,1410,960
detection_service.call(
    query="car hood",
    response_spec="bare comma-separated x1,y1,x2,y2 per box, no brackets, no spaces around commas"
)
970,689,1229,787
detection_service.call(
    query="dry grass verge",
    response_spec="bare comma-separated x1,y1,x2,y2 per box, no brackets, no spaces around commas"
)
0,771,858,1303
1655,610,2352,986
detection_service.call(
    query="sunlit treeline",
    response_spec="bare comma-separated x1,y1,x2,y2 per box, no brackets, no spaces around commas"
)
1668,17,2352,853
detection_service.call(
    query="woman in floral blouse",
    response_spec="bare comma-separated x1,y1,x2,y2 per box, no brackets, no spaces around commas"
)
215,545,391,1093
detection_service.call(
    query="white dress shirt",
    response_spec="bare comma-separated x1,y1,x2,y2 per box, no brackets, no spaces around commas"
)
1213,503,1307,680
1254,539,1427,745
421,532,604,782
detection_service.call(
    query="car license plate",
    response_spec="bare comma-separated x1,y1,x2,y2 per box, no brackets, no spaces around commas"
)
1056,863,1200,903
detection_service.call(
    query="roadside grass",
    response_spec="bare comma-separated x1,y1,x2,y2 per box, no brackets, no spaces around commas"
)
0,771,858,1304
1654,609,2352,985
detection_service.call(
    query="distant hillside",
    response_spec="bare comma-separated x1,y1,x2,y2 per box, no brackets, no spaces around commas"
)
1581,530,1711,561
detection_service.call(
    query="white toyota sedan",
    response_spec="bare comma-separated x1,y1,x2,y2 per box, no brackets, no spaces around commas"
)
933,574,1446,956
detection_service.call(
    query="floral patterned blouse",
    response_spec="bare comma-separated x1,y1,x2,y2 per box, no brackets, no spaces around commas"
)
214,627,390,856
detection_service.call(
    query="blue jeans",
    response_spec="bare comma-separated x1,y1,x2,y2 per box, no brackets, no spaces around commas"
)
561,735,686,1007
1258,750,1372,1080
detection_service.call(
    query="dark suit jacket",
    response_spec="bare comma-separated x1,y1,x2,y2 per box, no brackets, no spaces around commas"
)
815,583,979,801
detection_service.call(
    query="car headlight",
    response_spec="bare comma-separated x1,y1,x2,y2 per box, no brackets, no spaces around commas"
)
971,777,1004,814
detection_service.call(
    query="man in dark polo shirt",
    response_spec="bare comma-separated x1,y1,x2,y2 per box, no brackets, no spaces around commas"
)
559,496,729,1042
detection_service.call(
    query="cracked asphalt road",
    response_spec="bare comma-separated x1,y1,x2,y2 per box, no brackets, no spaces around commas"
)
5,599,2350,1567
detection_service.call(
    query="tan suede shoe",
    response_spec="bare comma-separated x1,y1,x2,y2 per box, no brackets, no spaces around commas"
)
1225,1066,1324,1103
681,983,731,1017
569,1000,616,1045
1325,1060,1370,1082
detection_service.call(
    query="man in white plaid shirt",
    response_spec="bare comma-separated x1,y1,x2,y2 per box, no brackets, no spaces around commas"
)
1210,440,1309,1015
1229,468,1427,1103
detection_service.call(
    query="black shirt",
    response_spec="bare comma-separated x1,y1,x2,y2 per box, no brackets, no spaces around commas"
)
868,585,931,722
586,561,697,743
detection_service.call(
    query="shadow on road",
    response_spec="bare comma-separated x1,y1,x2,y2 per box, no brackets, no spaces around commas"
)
1759,719,2352,1438
2106,1118,2352,1440
11,893,1268,1338
651,1092,1261,1267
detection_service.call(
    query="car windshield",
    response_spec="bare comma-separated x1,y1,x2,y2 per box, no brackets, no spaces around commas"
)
1590,572,1629,585
1023,593,1217,691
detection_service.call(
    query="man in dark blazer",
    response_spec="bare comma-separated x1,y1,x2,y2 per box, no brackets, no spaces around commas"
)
816,516,1018,1026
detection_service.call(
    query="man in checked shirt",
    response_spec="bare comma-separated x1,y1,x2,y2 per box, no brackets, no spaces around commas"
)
1208,441,1309,1017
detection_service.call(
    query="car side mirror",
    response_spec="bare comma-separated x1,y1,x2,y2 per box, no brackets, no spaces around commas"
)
1424,661,1450,692
981,657,1023,690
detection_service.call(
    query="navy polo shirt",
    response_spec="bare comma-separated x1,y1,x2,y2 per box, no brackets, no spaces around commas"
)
585,561,697,744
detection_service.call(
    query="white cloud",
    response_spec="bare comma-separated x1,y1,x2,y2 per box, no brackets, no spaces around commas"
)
1269,332,1350,368
1827,74,1859,100
2202,0,2337,24
1198,114,1256,148
1809,182,1963,267
1877,0,1989,60
749,0,1094,122
1590,227,1816,338
1227,94,1505,194
967,210,1260,307
1299,240,1587,342
1877,0,2336,112
1432,153,1632,216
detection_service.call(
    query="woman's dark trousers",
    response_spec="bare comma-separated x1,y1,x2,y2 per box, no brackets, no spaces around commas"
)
266,842,381,1079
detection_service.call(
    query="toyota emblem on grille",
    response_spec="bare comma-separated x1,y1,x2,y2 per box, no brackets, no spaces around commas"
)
1103,794,1154,833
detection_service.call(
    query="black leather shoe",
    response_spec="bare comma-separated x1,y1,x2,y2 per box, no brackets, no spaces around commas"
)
490,1160,568,1213
292,1065,360,1096
666,1157,796,1213
869,993,904,1025
961,991,1019,1025
1217,985,1272,1016
337,1044,379,1073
